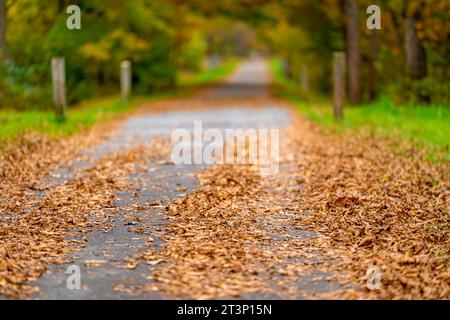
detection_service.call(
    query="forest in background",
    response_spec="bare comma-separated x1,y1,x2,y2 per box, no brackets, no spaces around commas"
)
0,0,449,110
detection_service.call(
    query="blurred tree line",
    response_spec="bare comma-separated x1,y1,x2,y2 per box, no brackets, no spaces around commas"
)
262,0,449,105
0,0,257,109
0,0,448,109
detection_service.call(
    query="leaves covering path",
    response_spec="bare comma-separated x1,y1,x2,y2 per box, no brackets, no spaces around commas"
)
0,61,448,299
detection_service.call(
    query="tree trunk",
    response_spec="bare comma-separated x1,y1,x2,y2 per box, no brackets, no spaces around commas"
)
406,14,427,79
387,7,403,51
345,0,362,103
0,0,6,59
368,30,379,102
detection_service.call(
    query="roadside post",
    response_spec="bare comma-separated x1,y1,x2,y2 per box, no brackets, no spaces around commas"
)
121,60,131,104
333,52,346,119
51,57,67,121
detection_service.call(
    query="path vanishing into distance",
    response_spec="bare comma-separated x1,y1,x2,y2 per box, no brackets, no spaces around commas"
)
0,60,448,300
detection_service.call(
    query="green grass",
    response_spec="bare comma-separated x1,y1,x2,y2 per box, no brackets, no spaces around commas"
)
0,60,239,143
0,96,133,141
269,58,450,159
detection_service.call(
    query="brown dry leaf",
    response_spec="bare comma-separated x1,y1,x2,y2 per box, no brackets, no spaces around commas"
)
0,132,170,298
84,260,108,268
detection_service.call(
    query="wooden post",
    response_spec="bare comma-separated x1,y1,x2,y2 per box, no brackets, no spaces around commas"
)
300,65,309,93
51,57,67,121
0,0,6,60
121,60,131,103
333,52,346,119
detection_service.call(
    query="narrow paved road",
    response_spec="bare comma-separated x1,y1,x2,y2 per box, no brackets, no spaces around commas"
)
13,60,339,299
2,60,448,300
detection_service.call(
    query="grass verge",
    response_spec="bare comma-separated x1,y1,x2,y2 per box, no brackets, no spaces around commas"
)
269,58,450,160
0,60,239,143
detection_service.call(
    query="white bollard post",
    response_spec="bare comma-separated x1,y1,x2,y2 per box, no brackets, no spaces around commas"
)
333,52,346,119
121,60,131,104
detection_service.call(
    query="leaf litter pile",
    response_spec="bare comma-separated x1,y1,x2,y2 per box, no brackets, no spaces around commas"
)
144,164,271,298
0,93,448,299
287,114,449,299
141,109,449,299
0,128,169,297
0,92,282,299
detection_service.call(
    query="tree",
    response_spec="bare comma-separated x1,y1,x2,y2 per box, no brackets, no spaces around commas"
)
368,29,378,102
345,0,361,103
0,0,6,59
405,12,427,79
